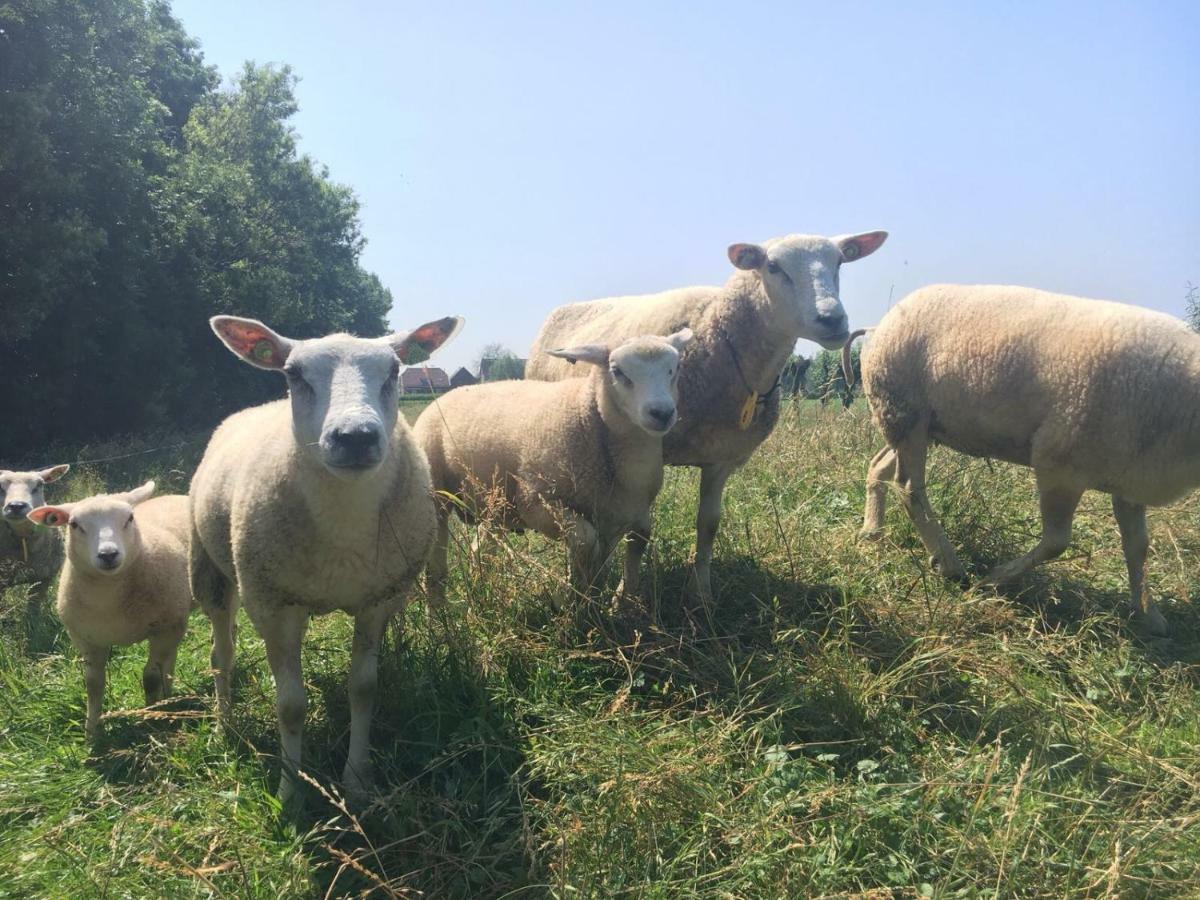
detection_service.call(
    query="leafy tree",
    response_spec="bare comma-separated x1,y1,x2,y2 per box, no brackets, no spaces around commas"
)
478,343,524,381
1187,282,1200,332
805,346,860,408
780,355,811,399
0,1,390,456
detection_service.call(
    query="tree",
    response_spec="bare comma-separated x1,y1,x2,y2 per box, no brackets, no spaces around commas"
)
477,343,524,381
805,346,860,408
0,2,390,456
1187,282,1200,332
780,355,811,399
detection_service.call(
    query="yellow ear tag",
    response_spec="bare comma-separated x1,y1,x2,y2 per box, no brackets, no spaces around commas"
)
739,393,757,430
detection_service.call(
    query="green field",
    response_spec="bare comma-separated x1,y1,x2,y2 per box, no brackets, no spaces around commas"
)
1,400,1198,898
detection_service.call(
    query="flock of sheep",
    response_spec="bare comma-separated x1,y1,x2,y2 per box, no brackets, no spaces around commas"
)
2,227,1196,809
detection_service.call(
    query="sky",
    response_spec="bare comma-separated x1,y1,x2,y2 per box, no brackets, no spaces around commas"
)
171,0,1200,375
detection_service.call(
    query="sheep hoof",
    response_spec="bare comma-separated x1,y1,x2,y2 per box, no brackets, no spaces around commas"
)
1135,605,1170,638
858,527,884,543
930,555,969,586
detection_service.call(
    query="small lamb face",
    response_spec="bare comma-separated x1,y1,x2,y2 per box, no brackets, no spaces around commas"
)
29,481,155,574
210,316,463,480
1,465,69,527
728,231,887,349
548,330,694,436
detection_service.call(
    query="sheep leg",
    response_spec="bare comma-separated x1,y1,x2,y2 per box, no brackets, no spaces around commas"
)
1112,496,1168,635
143,625,184,705
343,600,391,801
426,505,451,611
618,518,652,599
79,643,109,740
691,462,736,602
893,434,967,581
207,585,239,719
860,446,897,541
985,484,1082,585
258,604,309,810
566,514,601,593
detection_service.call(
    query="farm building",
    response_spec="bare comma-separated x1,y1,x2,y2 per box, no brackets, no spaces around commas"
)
450,367,479,388
479,356,526,381
400,366,450,394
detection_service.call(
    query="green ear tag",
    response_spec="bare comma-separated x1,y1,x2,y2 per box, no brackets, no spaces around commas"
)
403,345,430,365
253,339,275,363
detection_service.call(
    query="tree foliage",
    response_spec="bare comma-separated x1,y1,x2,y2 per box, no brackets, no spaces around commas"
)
805,346,861,408
0,0,391,457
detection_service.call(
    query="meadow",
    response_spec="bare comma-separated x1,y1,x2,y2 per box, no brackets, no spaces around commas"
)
1,397,1198,898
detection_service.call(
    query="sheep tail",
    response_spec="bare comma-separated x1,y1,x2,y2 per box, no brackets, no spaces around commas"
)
841,329,870,388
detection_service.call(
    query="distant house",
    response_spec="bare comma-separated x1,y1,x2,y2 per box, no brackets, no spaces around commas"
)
479,356,526,381
449,367,478,388
400,366,450,394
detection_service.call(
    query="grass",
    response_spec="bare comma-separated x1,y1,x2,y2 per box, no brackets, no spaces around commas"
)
1,399,1198,897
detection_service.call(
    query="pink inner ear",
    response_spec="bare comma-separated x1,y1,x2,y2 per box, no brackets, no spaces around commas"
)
219,321,284,365
30,507,66,526
841,232,887,261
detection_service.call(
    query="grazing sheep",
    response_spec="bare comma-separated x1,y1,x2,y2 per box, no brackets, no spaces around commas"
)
1,465,70,587
857,284,1200,635
28,482,191,738
527,231,888,600
414,330,693,608
190,314,462,806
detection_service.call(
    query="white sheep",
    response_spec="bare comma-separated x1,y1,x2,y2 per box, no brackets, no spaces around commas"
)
527,231,888,601
856,283,1200,635
414,330,693,609
1,464,70,587
28,481,192,738
190,313,462,807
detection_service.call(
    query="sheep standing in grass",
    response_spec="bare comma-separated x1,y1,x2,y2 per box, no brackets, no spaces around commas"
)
527,231,887,601
28,482,191,738
190,314,462,806
856,284,1200,635
415,330,692,608
1,465,70,586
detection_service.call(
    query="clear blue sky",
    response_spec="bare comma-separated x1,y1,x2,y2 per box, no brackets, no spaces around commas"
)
172,0,1199,374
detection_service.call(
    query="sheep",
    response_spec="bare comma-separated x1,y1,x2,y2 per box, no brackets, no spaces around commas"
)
526,231,888,601
190,313,463,807
414,330,693,610
1,464,70,587
856,283,1200,635
27,482,192,738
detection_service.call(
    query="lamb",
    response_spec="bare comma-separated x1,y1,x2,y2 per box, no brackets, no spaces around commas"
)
190,313,462,807
28,482,192,738
1,464,70,587
856,283,1200,635
414,330,693,609
526,231,888,601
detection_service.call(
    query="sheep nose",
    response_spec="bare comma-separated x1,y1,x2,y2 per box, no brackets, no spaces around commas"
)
97,547,120,567
816,311,847,332
3,501,29,517
331,423,381,451
646,404,676,429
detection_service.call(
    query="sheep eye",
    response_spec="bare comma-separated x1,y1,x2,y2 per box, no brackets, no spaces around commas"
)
766,261,781,274
612,367,632,386
68,520,80,531
125,514,134,528
283,364,304,380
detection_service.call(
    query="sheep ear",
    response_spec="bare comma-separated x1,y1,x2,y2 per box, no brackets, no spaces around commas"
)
728,243,766,271
389,316,464,365
210,316,294,370
38,464,70,484
835,231,888,263
547,344,610,367
667,328,694,352
29,504,73,527
119,481,156,506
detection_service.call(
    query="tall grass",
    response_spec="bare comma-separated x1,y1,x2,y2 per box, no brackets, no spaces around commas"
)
0,401,1197,897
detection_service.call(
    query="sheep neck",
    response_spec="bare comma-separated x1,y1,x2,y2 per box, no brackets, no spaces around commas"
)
710,275,799,394
288,434,403,526
592,371,661,487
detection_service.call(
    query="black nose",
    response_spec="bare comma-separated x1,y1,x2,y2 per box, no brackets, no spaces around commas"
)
816,311,847,330
647,405,675,428
97,548,119,563
3,501,30,516
331,423,381,451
